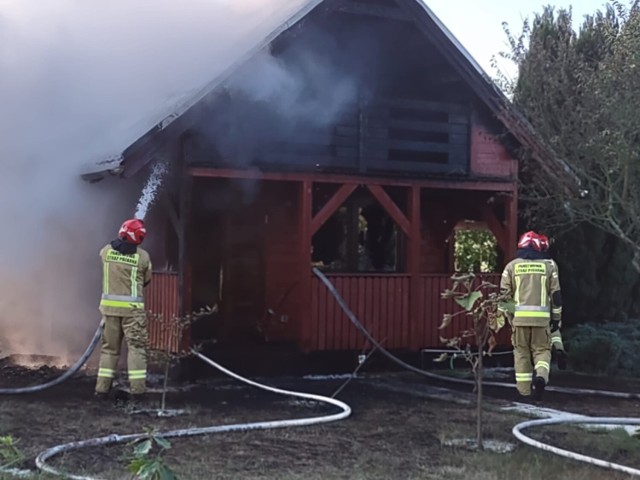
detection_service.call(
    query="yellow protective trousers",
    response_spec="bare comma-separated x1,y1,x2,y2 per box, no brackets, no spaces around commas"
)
551,329,565,351
511,325,551,396
95,315,148,395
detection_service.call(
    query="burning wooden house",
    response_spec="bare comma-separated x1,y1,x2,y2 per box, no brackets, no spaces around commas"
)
83,0,568,358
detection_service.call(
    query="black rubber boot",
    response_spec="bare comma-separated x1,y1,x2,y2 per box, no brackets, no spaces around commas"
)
532,376,546,401
94,391,110,402
556,350,568,371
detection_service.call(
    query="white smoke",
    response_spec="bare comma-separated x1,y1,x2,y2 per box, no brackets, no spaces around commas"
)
0,0,313,359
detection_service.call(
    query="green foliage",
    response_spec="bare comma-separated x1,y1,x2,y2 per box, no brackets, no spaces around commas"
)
500,1,640,268
551,224,640,326
454,229,498,273
128,431,179,480
0,435,23,469
565,319,640,376
495,1,640,325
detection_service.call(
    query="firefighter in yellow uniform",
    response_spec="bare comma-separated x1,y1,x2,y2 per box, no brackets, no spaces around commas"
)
539,234,567,369
501,231,562,400
95,218,152,404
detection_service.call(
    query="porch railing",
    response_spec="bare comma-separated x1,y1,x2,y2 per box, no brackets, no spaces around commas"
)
310,273,507,351
145,272,182,352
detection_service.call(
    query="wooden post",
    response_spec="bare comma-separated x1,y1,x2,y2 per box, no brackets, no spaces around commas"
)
505,191,518,264
299,180,313,351
177,136,191,318
408,185,422,350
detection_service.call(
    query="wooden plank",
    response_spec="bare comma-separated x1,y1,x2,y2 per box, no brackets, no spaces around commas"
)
388,277,396,348
178,139,191,317
384,139,465,154
386,119,470,134
188,167,516,191
299,180,313,351
318,272,326,350
336,147,359,158
479,204,508,251
160,190,180,238
257,153,358,168
506,192,518,263
335,2,413,21
335,125,359,137
408,186,422,349
284,135,357,148
366,184,411,237
356,277,365,349
311,183,358,235
366,160,467,175
449,112,470,124
340,277,350,350
373,97,469,114
311,278,319,350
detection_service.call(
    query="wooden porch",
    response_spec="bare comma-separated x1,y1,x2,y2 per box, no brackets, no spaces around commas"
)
147,166,516,353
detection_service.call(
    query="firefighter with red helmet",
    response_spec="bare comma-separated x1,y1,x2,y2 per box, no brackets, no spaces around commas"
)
95,219,152,404
538,234,568,370
500,231,562,400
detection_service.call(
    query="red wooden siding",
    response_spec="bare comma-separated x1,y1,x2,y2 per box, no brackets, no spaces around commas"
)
310,274,410,350
262,183,302,342
310,272,510,351
470,123,517,178
145,272,185,353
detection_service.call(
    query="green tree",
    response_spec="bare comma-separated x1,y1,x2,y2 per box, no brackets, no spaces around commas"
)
494,2,640,325
502,2,640,269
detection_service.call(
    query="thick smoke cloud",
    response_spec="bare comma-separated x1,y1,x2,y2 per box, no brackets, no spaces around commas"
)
191,22,383,174
0,0,312,362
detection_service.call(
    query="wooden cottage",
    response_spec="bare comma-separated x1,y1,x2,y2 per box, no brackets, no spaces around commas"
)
83,0,568,358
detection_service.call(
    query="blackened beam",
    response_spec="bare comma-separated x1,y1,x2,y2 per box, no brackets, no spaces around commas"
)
188,167,517,192
333,1,413,21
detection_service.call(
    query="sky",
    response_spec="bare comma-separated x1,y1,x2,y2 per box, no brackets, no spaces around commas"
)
427,0,611,80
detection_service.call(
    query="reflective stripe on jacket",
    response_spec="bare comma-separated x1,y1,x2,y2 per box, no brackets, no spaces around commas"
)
500,258,561,327
99,245,152,317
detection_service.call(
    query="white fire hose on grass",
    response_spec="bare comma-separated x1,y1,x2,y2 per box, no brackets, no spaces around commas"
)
33,351,351,480
312,268,640,477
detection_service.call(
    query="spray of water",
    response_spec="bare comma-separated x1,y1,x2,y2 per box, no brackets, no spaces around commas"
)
134,162,168,221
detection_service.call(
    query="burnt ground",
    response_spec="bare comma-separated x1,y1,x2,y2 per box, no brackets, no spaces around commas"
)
0,359,639,480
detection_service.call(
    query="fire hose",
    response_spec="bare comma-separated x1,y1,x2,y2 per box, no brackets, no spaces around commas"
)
0,271,638,477
34,351,351,480
0,326,102,395
312,268,640,477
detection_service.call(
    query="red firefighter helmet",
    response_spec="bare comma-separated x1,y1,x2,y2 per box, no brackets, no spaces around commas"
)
517,231,542,251
118,219,146,245
539,234,550,252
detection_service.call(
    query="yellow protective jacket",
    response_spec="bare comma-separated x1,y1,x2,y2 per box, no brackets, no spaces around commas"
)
99,244,152,317
500,257,561,327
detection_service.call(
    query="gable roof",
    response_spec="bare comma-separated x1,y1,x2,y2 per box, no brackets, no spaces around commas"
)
81,0,578,187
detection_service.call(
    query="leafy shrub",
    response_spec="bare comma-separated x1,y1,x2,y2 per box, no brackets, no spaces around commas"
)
565,319,640,376
128,430,178,480
0,435,24,468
